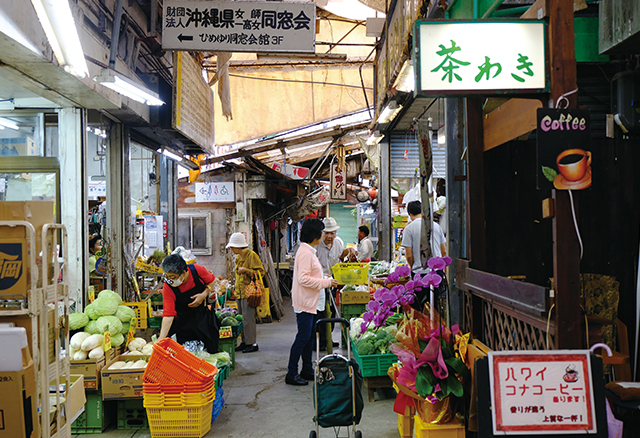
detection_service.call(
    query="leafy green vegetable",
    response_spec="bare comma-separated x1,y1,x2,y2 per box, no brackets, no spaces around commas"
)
115,305,136,322
111,333,125,347
84,320,101,334
98,289,122,306
93,296,119,316
542,166,558,182
97,315,123,335
84,302,99,320
69,313,89,330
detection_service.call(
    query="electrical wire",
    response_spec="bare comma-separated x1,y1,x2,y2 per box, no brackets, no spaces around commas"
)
567,189,584,260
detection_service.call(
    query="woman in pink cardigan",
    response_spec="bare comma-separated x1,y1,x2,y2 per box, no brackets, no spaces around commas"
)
286,218,338,386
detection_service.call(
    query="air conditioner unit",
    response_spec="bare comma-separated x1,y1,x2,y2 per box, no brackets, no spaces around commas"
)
612,70,640,135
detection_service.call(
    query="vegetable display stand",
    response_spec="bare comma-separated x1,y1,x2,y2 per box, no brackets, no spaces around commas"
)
414,415,464,438
117,399,148,430
218,337,237,371
351,339,398,378
71,389,116,434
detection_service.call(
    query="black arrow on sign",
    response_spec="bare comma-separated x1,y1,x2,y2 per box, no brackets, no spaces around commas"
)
178,34,193,42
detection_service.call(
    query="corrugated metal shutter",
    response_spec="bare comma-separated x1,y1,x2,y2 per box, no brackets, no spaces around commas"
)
390,132,446,179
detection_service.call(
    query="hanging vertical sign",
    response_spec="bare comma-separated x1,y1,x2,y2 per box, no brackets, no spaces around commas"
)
331,145,346,200
489,350,597,435
536,109,591,190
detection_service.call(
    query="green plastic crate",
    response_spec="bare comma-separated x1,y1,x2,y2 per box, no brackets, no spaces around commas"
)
340,303,367,321
117,399,148,430
215,365,230,389
71,389,115,434
351,339,398,377
147,316,162,329
218,338,236,371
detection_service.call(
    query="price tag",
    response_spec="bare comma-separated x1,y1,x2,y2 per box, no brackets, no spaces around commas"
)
103,325,112,352
219,326,232,339
88,286,95,303
126,317,137,348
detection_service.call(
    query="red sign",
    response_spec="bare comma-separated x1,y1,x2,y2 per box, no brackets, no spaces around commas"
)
489,351,596,435
163,221,168,238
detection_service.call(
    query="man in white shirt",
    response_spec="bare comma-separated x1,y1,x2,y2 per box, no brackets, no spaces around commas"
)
401,200,446,274
354,225,374,261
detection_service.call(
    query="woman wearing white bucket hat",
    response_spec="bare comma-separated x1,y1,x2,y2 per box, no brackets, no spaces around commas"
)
226,232,264,353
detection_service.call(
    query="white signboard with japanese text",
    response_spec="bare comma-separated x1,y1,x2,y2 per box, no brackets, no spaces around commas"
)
88,182,106,198
271,162,309,179
163,0,316,53
416,21,546,95
488,351,596,435
195,182,234,203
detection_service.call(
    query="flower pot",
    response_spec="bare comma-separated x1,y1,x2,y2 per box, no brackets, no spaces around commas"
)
415,396,458,424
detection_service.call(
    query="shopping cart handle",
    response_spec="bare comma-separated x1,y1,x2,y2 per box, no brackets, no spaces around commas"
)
315,317,349,330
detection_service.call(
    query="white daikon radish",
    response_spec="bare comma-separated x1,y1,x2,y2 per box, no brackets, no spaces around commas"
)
131,360,147,369
81,334,104,351
141,343,154,356
122,361,135,369
108,361,126,370
88,346,105,359
70,332,91,350
73,350,87,360
127,350,143,356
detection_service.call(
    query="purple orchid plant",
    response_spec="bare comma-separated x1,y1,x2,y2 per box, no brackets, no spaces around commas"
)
363,257,452,333
363,256,470,403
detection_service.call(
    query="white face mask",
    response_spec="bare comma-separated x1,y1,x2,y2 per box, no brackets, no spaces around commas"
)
165,273,186,287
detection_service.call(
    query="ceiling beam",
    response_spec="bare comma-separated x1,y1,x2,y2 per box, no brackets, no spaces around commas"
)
203,121,369,165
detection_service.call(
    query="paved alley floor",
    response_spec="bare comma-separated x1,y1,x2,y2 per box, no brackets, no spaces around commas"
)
73,296,400,438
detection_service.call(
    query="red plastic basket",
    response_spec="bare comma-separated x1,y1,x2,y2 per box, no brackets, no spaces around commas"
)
143,338,218,385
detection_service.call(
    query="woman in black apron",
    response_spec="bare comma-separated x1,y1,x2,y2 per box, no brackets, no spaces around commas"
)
158,254,220,353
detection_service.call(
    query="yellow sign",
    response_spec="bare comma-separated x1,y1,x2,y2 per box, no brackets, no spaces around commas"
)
88,286,95,303
126,317,137,348
219,326,232,339
104,326,112,352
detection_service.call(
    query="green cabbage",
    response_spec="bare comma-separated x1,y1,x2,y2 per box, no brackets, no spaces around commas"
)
69,313,89,330
115,305,136,322
84,302,99,320
111,333,125,347
84,320,101,335
121,322,131,335
96,315,123,335
93,296,119,316
98,289,123,306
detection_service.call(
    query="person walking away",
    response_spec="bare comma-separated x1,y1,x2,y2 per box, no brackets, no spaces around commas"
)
316,217,350,350
402,200,446,275
226,232,264,353
286,218,338,386
351,225,374,261
158,254,220,353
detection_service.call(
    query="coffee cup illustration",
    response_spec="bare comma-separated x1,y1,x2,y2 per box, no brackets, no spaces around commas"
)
556,149,591,182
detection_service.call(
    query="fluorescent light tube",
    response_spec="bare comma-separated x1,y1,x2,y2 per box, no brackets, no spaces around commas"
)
157,148,183,162
31,0,89,78
393,61,415,93
0,117,19,130
94,70,164,106
376,101,403,125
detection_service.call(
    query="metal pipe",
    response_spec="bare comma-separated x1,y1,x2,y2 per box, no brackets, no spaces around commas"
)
482,0,505,19
109,0,125,69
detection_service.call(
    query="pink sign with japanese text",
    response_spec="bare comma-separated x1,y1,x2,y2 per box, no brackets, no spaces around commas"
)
488,351,597,435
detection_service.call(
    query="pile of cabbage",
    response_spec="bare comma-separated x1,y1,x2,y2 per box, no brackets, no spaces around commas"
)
68,290,137,360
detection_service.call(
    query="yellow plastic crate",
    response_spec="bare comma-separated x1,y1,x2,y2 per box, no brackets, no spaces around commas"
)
146,402,213,438
341,290,370,305
415,416,464,438
398,413,414,438
143,386,215,408
136,259,163,274
331,263,369,285
123,302,148,329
